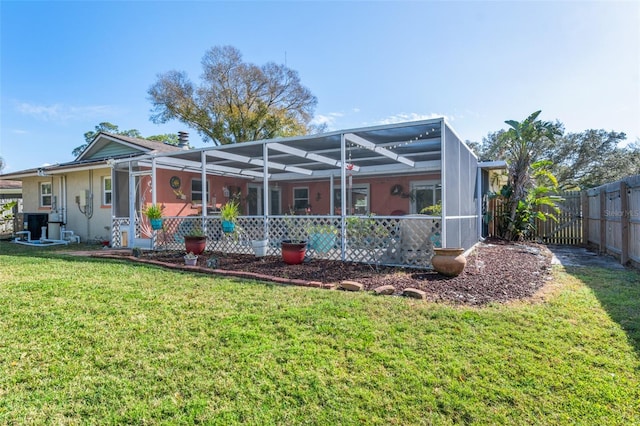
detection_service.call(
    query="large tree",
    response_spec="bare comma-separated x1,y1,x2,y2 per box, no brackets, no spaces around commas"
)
73,122,142,157
473,127,640,189
148,45,318,145
550,130,639,188
72,123,178,157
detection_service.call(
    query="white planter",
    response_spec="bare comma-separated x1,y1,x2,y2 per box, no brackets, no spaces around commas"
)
184,255,198,266
251,239,269,257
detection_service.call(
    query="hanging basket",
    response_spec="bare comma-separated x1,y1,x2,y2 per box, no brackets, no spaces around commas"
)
222,220,236,233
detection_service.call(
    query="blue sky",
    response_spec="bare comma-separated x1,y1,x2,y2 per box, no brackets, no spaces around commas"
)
1,0,638,173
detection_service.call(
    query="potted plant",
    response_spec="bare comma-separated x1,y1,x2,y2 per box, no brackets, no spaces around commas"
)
308,223,338,253
281,239,307,265
184,251,198,266
143,204,163,230
184,227,207,255
220,200,239,233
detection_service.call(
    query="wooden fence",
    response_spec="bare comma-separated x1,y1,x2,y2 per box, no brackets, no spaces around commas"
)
488,190,583,245
487,175,639,268
584,174,640,268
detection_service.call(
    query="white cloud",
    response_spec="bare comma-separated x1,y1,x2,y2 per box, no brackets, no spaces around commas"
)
16,102,119,122
11,129,29,135
311,112,344,129
374,112,453,125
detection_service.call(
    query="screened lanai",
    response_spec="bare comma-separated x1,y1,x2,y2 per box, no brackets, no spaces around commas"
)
110,118,484,268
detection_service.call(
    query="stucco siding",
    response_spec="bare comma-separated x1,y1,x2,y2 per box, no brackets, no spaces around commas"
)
64,168,112,242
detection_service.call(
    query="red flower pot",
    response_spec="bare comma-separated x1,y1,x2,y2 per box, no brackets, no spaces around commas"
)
184,236,207,255
281,240,307,265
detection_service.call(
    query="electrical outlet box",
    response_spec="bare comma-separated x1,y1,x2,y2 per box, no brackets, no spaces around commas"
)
77,190,88,206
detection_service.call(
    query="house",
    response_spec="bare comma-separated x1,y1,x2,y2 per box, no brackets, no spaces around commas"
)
1,119,505,267
0,133,185,242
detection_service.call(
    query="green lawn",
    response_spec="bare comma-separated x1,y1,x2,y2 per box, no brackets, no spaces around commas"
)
1,242,639,425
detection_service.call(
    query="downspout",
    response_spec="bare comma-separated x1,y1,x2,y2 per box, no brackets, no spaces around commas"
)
62,174,67,225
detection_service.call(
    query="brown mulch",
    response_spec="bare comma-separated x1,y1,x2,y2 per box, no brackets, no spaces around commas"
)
96,238,553,306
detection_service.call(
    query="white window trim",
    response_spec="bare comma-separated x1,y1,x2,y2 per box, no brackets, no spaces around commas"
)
292,187,309,211
409,180,441,214
102,176,112,206
191,178,210,205
333,183,370,215
248,184,282,215
40,182,52,208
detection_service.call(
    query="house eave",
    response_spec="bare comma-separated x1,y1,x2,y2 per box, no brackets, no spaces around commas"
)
478,161,507,170
0,160,111,179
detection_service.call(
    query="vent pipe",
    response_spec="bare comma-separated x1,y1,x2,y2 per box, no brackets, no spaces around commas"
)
177,131,189,149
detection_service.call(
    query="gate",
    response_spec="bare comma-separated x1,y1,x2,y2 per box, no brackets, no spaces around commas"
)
535,191,583,245
488,191,583,245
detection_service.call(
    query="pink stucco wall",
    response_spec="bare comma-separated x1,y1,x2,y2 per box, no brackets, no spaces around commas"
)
141,169,440,217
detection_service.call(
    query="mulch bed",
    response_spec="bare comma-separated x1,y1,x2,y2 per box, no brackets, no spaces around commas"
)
94,238,553,306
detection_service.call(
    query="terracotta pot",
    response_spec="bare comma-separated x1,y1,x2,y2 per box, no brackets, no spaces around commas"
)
184,236,207,255
281,240,307,265
431,248,466,277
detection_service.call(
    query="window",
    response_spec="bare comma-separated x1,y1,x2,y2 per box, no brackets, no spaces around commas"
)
247,185,281,215
191,179,210,204
102,177,112,206
333,184,370,215
293,187,309,210
40,182,52,207
411,181,442,215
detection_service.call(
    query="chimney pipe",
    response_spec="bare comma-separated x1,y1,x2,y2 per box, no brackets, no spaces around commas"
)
177,131,189,149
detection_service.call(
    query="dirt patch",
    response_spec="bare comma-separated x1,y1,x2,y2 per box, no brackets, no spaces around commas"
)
96,238,553,306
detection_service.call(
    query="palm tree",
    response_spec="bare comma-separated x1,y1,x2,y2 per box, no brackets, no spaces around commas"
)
500,111,562,240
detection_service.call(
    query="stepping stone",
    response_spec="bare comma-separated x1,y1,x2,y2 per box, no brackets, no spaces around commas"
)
373,285,395,295
403,288,426,299
339,280,364,291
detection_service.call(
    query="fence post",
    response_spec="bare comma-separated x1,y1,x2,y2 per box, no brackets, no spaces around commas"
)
581,191,588,246
599,187,606,254
620,181,629,265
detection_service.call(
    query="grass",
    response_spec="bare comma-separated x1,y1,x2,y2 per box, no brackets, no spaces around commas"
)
1,242,639,424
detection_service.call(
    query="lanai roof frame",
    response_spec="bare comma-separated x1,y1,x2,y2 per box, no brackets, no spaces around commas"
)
113,117,483,250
